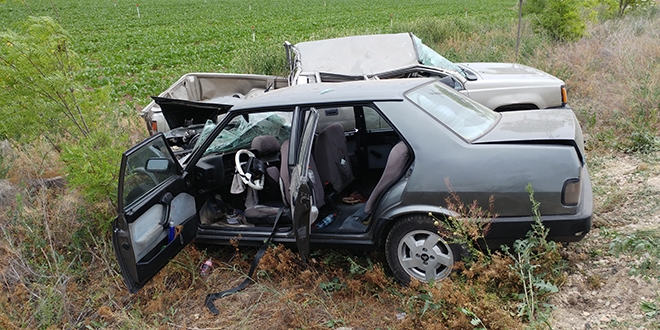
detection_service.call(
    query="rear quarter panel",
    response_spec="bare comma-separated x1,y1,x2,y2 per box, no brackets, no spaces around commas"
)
375,101,583,217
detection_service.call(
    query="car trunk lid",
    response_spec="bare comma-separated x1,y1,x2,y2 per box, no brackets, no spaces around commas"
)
474,109,585,163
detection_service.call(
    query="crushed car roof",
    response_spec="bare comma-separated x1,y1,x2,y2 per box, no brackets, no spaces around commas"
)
294,33,419,76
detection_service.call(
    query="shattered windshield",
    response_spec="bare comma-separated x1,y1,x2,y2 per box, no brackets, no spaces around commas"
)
198,111,292,156
412,35,466,78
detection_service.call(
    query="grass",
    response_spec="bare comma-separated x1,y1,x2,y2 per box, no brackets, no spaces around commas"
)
2,0,660,328
587,151,660,229
606,229,660,279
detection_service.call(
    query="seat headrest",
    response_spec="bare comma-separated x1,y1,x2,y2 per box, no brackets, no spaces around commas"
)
318,122,344,137
251,136,280,154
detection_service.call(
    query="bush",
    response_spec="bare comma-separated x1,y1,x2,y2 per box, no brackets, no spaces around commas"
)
60,115,133,206
525,0,586,41
0,16,143,207
0,16,94,142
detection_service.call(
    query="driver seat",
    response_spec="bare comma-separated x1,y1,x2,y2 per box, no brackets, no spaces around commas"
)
242,136,283,222
250,136,283,202
243,137,324,222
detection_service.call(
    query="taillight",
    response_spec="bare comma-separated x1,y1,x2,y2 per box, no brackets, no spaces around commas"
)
151,120,158,133
561,85,568,106
562,178,581,206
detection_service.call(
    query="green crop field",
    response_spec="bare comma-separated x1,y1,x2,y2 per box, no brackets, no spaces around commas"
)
1,0,518,104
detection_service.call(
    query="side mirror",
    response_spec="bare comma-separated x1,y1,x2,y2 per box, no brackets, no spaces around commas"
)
145,158,172,173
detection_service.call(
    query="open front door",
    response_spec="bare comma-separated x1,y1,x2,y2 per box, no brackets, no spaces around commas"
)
112,134,198,293
289,108,319,262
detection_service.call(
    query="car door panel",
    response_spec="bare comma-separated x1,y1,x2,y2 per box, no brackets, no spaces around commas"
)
133,212,197,275
290,171,312,260
113,134,198,294
290,108,319,262
129,192,195,261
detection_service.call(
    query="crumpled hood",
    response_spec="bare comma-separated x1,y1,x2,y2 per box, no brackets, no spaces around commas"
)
475,109,585,162
152,96,236,131
458,62,564,85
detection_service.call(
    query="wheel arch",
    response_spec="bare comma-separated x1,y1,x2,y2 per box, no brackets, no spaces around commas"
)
374,205,458,248
494,103,539,112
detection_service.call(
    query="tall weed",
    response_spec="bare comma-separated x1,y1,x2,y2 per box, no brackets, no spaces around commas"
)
502,185,566,326
391,16,552,64
0,154,9,179
229,43,288,76
0,185,119,329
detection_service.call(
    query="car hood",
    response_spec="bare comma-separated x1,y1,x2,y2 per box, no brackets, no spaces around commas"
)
474,109,585,162
458,62,564,87
153,96,237,131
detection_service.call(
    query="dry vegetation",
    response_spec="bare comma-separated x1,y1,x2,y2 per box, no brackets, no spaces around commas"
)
1,8,660,330
539,11,660,154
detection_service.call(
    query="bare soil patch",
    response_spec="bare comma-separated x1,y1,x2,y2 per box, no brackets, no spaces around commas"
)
550,152,660,329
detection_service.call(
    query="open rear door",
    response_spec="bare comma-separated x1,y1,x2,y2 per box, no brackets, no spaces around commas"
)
289,108,319,262
112,134,198,293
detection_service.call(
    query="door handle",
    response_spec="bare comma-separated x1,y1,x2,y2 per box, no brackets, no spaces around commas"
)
158,192,174,227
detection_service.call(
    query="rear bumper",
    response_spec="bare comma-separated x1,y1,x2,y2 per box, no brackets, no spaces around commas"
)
484,213,591,249
484,165,593,248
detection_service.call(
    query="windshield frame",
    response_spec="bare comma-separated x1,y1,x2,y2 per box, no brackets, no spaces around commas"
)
183,108,294,168
411,34,467,79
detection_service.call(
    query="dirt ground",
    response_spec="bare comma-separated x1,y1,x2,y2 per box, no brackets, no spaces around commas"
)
550,153,660,329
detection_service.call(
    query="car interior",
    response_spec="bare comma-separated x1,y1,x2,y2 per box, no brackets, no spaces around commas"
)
192,104,412,233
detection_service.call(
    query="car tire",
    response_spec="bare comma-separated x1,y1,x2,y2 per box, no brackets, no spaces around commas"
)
385,214,455,284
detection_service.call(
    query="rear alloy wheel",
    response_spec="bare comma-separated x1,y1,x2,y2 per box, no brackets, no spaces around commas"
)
386,214,454,284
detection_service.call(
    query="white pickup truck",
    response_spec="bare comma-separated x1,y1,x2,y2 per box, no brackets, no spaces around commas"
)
285,33,569,112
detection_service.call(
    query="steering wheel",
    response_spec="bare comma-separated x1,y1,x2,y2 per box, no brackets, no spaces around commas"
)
234,149,264,190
